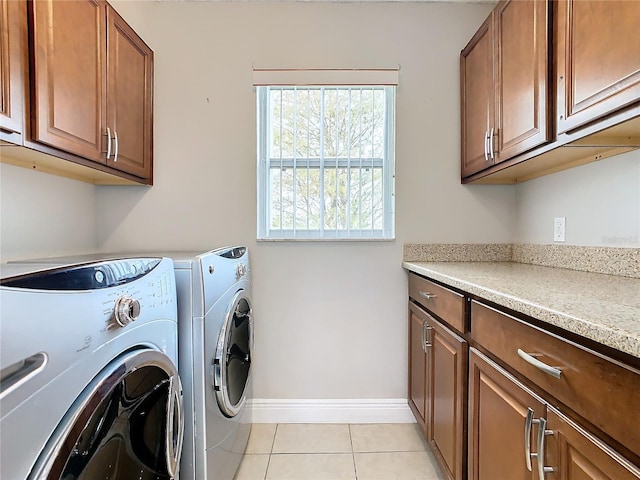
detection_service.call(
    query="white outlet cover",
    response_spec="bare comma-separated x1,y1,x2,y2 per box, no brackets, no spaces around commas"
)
554,217,566,242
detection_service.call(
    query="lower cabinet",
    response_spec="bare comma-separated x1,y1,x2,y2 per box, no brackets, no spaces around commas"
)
546,407,640,480
468,348,640,480
468,347,547,480
407,272,640,480
408,301,467,480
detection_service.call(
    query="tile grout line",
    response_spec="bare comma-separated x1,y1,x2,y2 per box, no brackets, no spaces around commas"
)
349,424,358,480
263,423,278,480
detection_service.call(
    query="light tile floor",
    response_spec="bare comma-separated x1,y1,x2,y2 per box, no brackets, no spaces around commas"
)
234,423,447,480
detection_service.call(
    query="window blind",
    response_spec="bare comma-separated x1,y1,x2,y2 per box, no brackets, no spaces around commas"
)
252,68,399,87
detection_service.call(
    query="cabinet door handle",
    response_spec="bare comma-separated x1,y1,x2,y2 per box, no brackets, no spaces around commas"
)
113,130,119,162
483,130,489,162
524,407,541,471
489,127,495,160
424,325,433,349
517,349,562,379
536,417,554,480
421,321,427,353
105,127,112,159
419,291,437,301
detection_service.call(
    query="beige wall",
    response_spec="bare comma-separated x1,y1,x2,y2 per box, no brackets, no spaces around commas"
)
515,150,640,247
97,0,511,400
10,1,635,401
0,163,98,260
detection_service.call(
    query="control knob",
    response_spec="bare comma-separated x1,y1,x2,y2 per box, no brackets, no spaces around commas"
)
236,263,247,279
114,296,141,327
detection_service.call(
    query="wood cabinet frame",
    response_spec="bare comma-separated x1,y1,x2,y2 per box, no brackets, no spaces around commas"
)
0,0,27,145
0,0,153,185
461,0,640,184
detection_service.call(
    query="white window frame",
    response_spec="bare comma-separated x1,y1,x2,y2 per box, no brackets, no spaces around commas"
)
257,85,396,241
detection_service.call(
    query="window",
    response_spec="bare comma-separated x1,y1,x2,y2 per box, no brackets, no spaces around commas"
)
257,84,395,240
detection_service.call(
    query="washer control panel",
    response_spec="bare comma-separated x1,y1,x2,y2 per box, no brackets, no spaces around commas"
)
1,258,162,290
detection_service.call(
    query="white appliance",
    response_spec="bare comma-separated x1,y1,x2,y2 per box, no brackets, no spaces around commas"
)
0,257,184,480
171,246,253,480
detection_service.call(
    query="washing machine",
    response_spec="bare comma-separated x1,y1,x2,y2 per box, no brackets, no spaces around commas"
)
171,246,253,480
0,257,184,480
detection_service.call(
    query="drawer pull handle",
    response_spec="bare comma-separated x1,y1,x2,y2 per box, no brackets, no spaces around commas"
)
419,291,437,300
517,349,562,379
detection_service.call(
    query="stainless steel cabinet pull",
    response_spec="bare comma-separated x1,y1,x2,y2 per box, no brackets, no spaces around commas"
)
524,407,536,471
483,130,489,162
105,127,112,159
421,321,427,353
489,127,495,160
517,349,562,379
536,417,554,480
424,325,433,349
113,130,119,162
419,291,437,301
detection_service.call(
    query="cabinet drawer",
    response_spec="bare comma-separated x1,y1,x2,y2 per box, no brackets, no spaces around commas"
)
408,274,465,333
471,300,640,458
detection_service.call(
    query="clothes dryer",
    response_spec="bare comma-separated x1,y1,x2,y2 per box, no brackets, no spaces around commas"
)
171,246,253,480
0,257,184,480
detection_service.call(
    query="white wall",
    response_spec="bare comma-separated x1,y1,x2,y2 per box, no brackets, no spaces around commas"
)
97,0,511,400
0,163,98,260
514,150,640,247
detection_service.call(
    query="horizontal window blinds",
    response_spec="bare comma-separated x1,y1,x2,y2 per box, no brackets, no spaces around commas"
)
252,68,399,86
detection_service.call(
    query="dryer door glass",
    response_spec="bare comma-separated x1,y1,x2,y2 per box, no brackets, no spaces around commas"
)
214,292,252,417
29,349,184,480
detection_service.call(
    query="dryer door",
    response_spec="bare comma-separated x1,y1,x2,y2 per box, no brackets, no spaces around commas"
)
213,290,253,418
29,348,184,480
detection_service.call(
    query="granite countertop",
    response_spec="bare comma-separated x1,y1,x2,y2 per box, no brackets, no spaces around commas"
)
403,261,640,359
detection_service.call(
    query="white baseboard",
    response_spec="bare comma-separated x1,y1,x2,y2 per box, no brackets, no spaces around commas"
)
248,398,416,424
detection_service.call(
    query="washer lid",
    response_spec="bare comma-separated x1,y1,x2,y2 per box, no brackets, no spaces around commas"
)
1,258,162,290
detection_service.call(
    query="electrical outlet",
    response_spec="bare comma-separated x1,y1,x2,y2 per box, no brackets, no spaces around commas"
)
554,217,566,242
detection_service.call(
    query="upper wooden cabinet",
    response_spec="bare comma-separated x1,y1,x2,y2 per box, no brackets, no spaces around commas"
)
31,0,106,162
28,0,153,183
461,0,640,184
0,0,27,144
461,0,550,178
556,0,640,134
106,7,153,179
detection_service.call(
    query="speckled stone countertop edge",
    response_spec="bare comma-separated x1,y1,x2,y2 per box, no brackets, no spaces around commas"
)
403,261,640,359
403,243,640,278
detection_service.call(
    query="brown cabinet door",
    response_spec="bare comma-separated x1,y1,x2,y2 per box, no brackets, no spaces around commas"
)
31,0,107,163
468,348,543,480
461,14,494,178
557,0,640,133
494,0,550,161
106,6,153,180
408,302,427,426
427,315,467,480
461,0,552,179
546,407,640,480
0,0,26,143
